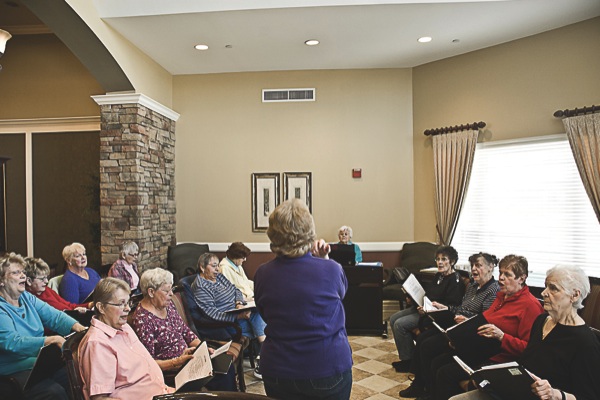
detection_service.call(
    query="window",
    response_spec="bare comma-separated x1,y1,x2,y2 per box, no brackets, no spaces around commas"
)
451,134,600,287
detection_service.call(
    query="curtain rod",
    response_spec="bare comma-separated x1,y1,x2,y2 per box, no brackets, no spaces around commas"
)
553,104,600,118
424,121,486,136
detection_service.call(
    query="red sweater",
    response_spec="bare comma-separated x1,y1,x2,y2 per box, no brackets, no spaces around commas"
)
483,285,544,363
34,287,89,311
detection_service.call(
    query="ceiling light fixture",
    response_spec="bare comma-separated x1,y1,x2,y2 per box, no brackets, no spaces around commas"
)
418,36,432,43
304,39,319,46
194,44,209,51
0,29,12,71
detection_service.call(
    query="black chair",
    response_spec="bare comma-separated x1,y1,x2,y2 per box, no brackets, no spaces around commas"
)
62,329,89,400
176,277,249,391
167,243,210,282
0,375,24,399
155,392,276,399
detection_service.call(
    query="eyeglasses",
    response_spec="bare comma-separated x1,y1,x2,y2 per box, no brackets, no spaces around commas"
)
159,287,173,294
104,300,134,309
127,253,139,257
8,269,25,276
435,257,449,262
207,263,219,268
33,276,49,282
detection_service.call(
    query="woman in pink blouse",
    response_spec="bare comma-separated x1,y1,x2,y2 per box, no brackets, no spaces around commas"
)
132,268,236,391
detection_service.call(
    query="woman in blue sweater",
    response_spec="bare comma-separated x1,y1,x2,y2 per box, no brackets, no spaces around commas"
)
255,199,353,400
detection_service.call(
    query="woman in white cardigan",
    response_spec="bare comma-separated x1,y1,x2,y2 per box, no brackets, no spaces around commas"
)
219,242,254,301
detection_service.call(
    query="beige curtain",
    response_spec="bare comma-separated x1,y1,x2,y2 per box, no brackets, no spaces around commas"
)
433,130,479,245
563,113,600,223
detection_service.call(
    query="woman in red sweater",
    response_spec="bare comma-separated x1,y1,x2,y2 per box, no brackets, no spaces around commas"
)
24,257,92,311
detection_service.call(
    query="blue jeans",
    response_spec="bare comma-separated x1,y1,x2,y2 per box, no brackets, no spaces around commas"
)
226,310,266,339
390,306,419,360
263,369,352,400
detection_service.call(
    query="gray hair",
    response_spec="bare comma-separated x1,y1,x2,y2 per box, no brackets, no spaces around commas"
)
120,241,139,260
546,265,590,309
140,267,173,294
93,278,131,316
338,226,353,239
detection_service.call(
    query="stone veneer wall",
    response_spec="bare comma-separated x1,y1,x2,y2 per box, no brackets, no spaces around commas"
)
98,103,176,270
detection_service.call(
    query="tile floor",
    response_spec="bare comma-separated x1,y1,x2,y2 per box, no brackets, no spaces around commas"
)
243,334,414,399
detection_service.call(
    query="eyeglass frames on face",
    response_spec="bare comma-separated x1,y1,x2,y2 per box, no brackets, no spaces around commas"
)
104,300,134,309
127,253,139,257
33,276,49,282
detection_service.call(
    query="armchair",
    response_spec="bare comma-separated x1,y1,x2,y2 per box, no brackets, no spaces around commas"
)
167,243,209,282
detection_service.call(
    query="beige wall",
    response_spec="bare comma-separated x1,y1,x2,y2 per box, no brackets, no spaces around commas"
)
412,17,600,242
173,69,414,243
0,34,103,119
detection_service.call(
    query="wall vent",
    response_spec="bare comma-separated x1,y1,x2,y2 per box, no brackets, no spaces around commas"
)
262,88,315,103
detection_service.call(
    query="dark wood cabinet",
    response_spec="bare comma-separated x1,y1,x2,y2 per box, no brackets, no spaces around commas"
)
342,264,385,336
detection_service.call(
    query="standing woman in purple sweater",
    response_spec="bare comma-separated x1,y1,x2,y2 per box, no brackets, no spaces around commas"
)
254,199,353,400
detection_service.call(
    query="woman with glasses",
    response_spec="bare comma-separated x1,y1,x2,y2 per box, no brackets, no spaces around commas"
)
59,242,101,304
132,268,236,391
24,256,92,311
0,252,86,400
390,245,465,373
79,277,174,400
337,225,363,263
108,241,141,294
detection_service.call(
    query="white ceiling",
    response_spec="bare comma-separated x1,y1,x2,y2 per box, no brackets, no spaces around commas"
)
93,0,600,75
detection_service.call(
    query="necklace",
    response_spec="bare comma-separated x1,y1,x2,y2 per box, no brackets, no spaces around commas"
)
542,317,556,339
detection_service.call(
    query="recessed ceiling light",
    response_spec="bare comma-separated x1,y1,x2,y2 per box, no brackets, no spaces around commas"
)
304,39,320,46
418,37,432,43
194,44,209,50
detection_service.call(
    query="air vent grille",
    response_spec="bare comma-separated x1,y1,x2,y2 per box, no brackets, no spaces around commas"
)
262,88,315,102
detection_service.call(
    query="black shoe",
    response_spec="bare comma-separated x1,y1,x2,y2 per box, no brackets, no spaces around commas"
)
392,360,412,372
399,383,425,398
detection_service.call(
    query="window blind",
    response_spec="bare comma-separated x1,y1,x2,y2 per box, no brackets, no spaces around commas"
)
451,134,600,287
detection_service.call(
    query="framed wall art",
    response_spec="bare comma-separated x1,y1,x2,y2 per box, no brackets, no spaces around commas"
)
251,173,280,232
283,172,312,212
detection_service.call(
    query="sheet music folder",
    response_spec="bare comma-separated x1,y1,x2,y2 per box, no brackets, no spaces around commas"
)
453,355,537,399
436,313,502,366
24,343,65,391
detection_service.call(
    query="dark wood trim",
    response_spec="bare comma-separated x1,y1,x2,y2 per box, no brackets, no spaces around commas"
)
424,121,486,136
553,104,600,118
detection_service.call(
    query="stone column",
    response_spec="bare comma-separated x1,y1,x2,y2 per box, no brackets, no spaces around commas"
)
92,94,180,270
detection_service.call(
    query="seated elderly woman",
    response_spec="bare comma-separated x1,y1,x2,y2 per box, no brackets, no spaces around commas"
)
191,253,266,345
24,256,92,312
254,199,353,400
390,245,465,372
132,267,236,391
400,252,501,398
0,252,85,400
430,254,545,400
337,225,362,263
219,242,254,301
59,242,101,304
79,277,174,400
108,241,141,294
450,265,600,400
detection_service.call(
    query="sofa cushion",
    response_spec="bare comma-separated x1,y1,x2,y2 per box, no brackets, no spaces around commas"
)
400,242,438,273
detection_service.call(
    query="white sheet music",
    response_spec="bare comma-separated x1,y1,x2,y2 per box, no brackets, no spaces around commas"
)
402,274,426,307
175,342,212,390
210,340,232,359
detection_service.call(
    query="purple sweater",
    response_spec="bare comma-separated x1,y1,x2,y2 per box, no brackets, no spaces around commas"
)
254,253,353,379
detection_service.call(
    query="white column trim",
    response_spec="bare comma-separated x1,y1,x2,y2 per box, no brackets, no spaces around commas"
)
25,133,33,256
0,116,100,133
91,93,180,122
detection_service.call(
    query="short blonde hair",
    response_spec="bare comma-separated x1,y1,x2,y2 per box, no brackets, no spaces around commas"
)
93,278,130,316
140,268,173,294
0,252,26,280
24,257,51,279
62,242,86,264
267,199,316,258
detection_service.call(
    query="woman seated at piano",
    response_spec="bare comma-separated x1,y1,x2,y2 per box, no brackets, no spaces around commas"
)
431,254,544,400
337,225,362,263
132,267,236,391
0,252,86,400
399,252,501,398
450,265,600,400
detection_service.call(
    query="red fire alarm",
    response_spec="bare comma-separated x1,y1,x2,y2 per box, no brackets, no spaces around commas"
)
352,168,362,178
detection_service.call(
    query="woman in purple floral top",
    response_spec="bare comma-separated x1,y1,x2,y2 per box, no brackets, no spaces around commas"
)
132,268,236,391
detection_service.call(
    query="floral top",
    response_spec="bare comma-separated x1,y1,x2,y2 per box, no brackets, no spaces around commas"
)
132,301,197,360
